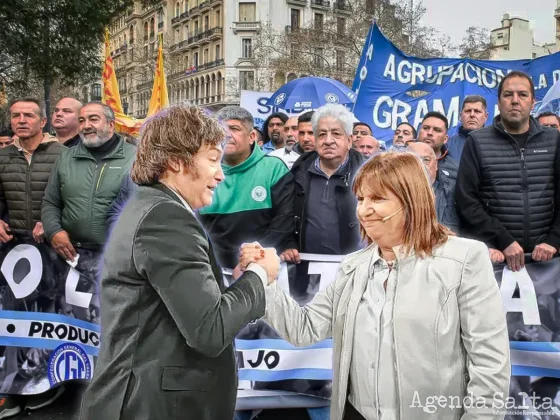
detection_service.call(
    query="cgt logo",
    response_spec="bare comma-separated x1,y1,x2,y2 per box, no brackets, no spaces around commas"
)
48,343,92,386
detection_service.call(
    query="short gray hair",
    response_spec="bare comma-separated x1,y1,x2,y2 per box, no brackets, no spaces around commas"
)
311,104,354,138
216,106,254,131
84,101,115,122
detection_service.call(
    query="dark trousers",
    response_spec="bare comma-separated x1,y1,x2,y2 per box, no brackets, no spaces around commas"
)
343,401,366,420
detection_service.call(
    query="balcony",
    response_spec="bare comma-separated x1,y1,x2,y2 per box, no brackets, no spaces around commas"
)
209,26,223,40
285,25,301,34
232,21,261,34
197,58,225,72
125,8,141,22
172,16,181,25
286,0,308,5
334,1,351,12
180,11,189,21
209,0,222,6
311,0,330,8
189,5,200,16
199,0,210,11
200,27,211,44
121,44,128,52
138,81,153,90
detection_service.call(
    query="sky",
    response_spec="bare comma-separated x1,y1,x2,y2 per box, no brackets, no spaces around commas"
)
420,0,558,49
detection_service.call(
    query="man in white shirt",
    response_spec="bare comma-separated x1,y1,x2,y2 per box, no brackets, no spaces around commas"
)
269,116,301,169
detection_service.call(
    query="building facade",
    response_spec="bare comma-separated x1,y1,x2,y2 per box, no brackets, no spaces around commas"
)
490,7,560,60
108,0,358,116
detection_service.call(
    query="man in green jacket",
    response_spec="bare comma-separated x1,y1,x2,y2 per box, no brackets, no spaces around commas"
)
42,102,136,260
198,106,295,270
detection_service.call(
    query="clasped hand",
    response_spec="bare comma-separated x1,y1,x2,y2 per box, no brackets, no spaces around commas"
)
238,242,280,284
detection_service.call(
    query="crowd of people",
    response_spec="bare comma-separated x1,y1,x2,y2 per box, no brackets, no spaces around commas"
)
0,68,556,419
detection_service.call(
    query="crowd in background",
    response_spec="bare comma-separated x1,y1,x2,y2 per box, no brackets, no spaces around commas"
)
0,68,558,419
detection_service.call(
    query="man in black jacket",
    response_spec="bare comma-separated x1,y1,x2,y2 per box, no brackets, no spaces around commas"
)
456,70,560,271
0,98,66,243
282,104,366,265
417,111,459,180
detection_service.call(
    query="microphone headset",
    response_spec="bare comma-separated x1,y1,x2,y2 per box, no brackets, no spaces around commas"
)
381,207,403,222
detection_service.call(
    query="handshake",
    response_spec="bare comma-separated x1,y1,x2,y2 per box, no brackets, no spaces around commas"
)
236,242,280,285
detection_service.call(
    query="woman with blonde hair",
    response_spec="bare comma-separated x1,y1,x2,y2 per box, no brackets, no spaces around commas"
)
241,151,510,420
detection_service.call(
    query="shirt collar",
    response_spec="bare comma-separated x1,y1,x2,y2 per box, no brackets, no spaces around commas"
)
168,188,194,215
313,154,350,177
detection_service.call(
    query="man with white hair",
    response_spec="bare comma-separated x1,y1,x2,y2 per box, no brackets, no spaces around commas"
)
282,104,366,265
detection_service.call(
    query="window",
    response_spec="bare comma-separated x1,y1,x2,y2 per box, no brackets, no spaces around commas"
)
290,43,297,59
203,48,208,64
194,52,199,67
336,50,345,71
239,2,256,22
215,44,221,60
314,47,324,68
175,29,180,42
291,9,301,30
240,71,255,90
144,45,149,58
204,15,209,32
91,84,102,101
129,26,134,44
216,10,221,26
314,13,324,31
337,17,346,35
242,38,253,58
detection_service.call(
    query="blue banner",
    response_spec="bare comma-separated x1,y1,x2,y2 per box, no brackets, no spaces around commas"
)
352,23,560,142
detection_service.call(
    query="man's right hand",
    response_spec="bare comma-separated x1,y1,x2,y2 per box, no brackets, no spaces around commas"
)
503,241,525,272
489,248,505,264
0,220,13,243
51,231,77,261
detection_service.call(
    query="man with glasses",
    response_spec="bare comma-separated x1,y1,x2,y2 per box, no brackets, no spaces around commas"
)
407,142,460,233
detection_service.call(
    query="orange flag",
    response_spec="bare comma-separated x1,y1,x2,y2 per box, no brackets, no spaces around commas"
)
102,29,143,136
147,34,169,116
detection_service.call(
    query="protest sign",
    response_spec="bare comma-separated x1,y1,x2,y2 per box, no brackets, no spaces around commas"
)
352,23,560,142
0,239,559,419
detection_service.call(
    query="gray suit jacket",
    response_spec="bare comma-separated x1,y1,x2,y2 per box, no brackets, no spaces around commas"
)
80,183,266,420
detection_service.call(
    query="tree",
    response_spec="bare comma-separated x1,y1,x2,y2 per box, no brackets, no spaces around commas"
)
242,0,455,94
0,0,161,129
457,26,492,59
